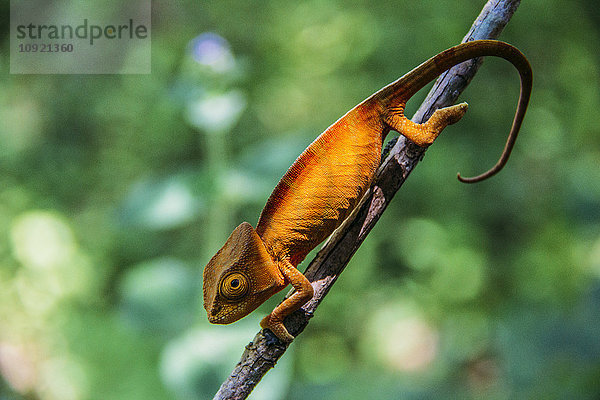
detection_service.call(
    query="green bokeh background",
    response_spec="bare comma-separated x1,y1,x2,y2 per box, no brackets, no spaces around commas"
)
1,0,599,399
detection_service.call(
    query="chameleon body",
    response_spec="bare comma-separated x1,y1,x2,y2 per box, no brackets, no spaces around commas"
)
203,40,532,342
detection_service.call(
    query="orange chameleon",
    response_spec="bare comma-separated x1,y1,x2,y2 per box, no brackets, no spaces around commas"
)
203,40,532,342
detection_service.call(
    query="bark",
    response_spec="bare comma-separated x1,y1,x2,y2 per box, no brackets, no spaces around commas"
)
213,0,522,398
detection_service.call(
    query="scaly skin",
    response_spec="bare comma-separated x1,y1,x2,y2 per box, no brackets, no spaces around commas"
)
203,40,532,342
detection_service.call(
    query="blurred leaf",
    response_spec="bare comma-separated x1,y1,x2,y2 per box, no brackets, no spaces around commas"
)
118,172,206,230
185,90,246,134
160,324,292,400
119,258,198,335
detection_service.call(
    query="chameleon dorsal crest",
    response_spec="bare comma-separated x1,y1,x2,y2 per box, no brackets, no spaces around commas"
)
203,222,285,324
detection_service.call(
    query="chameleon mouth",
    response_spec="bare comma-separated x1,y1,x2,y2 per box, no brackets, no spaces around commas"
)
208,314,229,324
208,313,239,325
208,304,223,323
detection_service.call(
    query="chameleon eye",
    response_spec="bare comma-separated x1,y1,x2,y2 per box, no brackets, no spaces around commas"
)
220,272,249,300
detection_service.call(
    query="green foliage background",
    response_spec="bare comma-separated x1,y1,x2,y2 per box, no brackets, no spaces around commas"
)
1,0,600,399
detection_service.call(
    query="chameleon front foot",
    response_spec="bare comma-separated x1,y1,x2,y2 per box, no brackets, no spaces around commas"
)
260,314,294,343
259,259,314,343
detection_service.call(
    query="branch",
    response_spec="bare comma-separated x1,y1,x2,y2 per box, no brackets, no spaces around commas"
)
214,1,522,398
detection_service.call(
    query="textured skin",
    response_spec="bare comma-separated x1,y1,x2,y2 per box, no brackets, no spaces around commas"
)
256,103,385,267
202,40,532,342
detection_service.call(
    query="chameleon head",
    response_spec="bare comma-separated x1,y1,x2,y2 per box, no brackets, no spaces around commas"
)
202,222,286,324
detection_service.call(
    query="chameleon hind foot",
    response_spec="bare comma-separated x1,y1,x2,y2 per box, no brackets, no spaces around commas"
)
384,102,469,147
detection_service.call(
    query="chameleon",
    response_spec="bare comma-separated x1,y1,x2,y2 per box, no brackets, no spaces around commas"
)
203,40,532,342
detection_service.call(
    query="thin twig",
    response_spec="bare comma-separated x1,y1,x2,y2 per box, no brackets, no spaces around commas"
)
213,1,522,398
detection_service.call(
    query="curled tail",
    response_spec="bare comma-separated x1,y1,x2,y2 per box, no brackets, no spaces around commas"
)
375,40,533,183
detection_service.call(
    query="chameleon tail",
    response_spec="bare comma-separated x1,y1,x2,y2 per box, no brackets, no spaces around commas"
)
376,40,533,183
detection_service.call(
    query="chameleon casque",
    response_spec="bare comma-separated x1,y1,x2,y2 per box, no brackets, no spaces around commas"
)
203,40,532,342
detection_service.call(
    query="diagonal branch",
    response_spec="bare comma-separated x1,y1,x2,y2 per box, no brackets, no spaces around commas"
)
213,0,522,398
